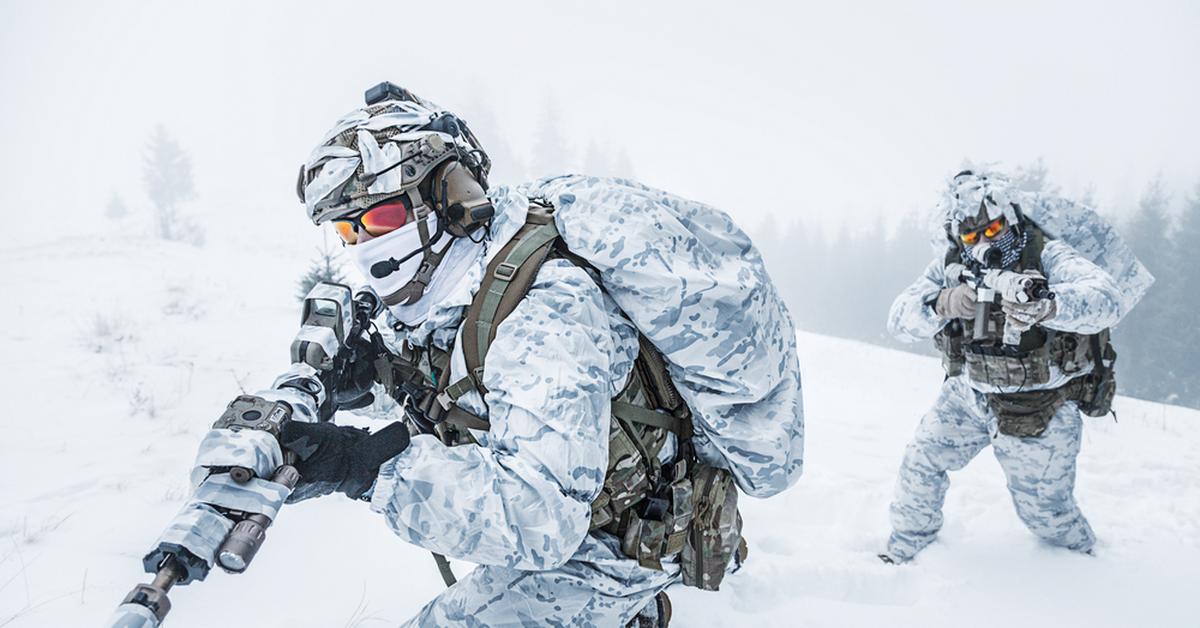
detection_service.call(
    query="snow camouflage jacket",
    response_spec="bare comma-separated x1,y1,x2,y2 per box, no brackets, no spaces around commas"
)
368,176,805,571
888,193,1153,394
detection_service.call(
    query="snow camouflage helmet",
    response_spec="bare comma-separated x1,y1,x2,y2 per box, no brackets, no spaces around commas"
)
295,82,492,225
297,83,495,312
939,168,1024,236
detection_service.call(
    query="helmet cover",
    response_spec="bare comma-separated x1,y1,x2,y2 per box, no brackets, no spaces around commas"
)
298,88,489,225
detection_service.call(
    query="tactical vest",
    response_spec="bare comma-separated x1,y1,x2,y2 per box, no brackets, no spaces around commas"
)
387,201,745,591
933,223,1117,435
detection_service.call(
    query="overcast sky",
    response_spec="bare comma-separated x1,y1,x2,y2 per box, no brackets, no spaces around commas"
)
2,0,1197,245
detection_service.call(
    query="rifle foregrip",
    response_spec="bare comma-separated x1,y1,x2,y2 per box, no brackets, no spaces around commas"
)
973,300,990,340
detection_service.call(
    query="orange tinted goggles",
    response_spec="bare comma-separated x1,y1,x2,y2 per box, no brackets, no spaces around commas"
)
960,216,1005,246
332,200,410,245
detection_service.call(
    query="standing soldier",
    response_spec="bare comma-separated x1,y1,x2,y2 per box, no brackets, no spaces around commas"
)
880,168,1152,564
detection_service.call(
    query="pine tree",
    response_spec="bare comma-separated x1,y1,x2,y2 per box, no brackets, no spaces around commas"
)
1116,178,1176,402
583,140,611,177
296,242,347,302
611,147,635,180
878,211,940,352
457,100,525,184
1012,157,1061,195
1162,181,1200,407
143,125,197,241
105,192,128,221
531,97,572,179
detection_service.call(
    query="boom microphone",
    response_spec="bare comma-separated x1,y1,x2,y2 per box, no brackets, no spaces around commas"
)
371,259,401,278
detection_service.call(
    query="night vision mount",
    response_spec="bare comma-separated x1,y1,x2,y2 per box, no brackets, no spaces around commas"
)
364,81,413,106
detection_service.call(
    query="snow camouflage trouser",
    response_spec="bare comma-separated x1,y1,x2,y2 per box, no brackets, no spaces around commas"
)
401,534,678,627
887,376,1096,561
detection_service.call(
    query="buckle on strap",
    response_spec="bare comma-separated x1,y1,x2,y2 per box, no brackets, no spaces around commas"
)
493,262,518,281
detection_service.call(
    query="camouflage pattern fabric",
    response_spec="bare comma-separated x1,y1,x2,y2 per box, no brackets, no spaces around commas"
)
888,239,1124,394
680,465,741,590
189,427,283,487
400,534,676,628
143,425,294,587
884,190,1130,560
524,176,805,498
886,376,1095,560
105,603,160,628
149,502,233,570
366,178,801,624
192,474,290,519
932,170,1153,316
371,257,632,571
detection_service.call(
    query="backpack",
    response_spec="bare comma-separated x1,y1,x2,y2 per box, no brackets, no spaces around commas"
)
396,176,803,589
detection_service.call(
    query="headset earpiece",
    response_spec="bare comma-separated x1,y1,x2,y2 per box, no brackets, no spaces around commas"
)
430,160,491,237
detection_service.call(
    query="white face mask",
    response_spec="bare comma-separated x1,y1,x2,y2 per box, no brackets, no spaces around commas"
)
345,211,478,327
346,212,448,314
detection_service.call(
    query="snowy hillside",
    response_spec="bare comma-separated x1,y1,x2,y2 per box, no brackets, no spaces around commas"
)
1,234,1198,628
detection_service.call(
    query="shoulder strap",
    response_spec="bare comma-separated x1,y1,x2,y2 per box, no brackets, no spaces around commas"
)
453,204,561,399
442,201,693,446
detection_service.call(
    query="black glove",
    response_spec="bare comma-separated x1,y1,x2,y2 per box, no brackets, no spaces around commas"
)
279,420,410,503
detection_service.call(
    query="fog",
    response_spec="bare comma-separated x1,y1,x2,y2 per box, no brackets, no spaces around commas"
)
3,2,1199,408
2,1,1198,242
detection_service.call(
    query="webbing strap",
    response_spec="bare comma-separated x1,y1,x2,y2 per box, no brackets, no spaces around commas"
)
611,400,681,432
474,222,560,371
461,218,561,397
441,405,492,432
442,376,477,405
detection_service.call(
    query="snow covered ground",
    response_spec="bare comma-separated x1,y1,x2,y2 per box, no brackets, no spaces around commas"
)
2,233,1198,627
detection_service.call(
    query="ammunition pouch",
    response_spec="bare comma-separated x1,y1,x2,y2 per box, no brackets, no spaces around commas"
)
596,341,746,589
963,343,1052,388
613,459,694,573
1069,332,1117,418
1048,331,1091,375
986,330,1118,435
680,464,743,591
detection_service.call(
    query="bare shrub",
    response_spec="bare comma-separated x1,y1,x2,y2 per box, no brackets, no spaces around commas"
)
82,313,133,353
129,384,157,419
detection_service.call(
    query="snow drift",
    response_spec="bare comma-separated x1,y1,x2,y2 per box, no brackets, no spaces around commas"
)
1,234,1197,627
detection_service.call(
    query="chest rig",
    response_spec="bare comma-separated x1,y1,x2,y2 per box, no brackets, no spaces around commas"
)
383,200,745,591
933,222,1117,434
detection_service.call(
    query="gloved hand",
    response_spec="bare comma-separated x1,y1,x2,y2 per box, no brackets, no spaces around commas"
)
1001,298,1056,332
280,420,410,503
934,284,977,320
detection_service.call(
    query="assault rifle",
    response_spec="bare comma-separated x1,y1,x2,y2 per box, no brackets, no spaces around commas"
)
959,261,1055,345
108,283,404,628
